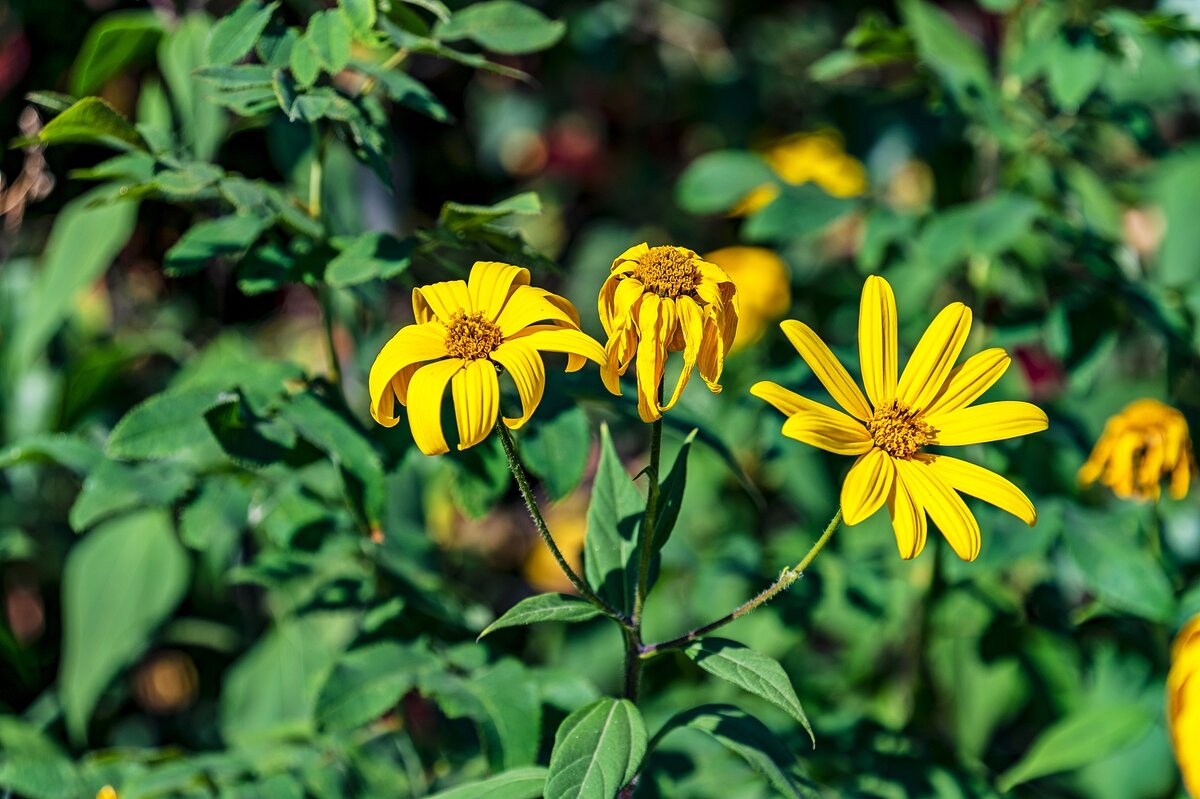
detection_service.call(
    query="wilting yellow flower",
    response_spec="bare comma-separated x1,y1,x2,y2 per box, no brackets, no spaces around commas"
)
523,492,588,593
1169,614,1200,797
370,261,606,455
1078,398,1195,501
753,275,1048,561
704,247,791,352
732,132,868,216
599,244,739,422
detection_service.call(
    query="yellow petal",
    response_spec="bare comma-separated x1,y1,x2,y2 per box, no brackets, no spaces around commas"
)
495,285,576,337
612,243,650,272
491,340,545,430
841,447,894,525
921,453,1036,526
696,314,726,391
601,277,645,337
888,468,928,559
451,359,500,451
635,294,668,421
663,296,704,410
467,261,530,319
749,381,832,417
511,327,608,370
406,359,463,455
896,302,972,412
922,348,1010,417
859,276,898,408
413,279,471,324
895,458,981,561
781,407,873,455
930,401,1049,446
368,322,448,427
779,319,872,421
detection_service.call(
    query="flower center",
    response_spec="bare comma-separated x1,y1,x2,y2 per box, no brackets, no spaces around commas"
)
634,246,698,298
867,401,934,459
444,311,503,361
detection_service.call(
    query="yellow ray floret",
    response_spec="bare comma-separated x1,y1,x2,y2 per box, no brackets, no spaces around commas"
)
1170,614,1200,798
752,275,1047,562
1079,398,1195,501
369,261,607,455
598,243,739,422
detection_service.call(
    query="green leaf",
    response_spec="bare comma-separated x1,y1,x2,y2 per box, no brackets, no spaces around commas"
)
545,698,646,799
325,231,413,287
744,184,855,242
1046,35,1104,112
898,0,992,104
179,476,249,579
684,637,813,743
447,436,512,518
652,705,813,799
584,423,644,615
316,641,437,730
206,0,278,65
70,10,162,96
306,9,354,73
426,768,548,799
0,434,102,475
1064,509,1175,624
1154,149,1200,287
107,385,228,459
159,14,226,160
165,214,270,276
381,20,531,80
653,429,696,552
340,0,377,34
399,0,451,23
480,593,603,638
69,460,193,532
435,1,565,55
195,64,276,90
997,703,1153,791
352,61,451,121
676,151,775,215
439,191,543,231
0,717,81,799
27,97,147,152
289,34,323,87
60,509,190,743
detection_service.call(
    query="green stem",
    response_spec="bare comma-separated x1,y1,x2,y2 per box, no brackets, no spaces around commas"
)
632,416,663,627
497,422,630,627
639,509,842,659
308,123,323,218
359,48,410,95
320,286,342,390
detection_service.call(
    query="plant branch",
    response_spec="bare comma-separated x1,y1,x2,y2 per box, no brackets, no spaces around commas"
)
359,48,410,96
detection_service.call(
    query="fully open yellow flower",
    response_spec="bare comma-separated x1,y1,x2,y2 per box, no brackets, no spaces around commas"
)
1078,398,1195,501
599,243,738,422
703,246,791,353
1170,614,1200,797
732,131,869,216
753,275,1048,561
370,261,606,455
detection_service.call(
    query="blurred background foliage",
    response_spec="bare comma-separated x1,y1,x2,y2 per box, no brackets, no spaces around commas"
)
2,0,1200,796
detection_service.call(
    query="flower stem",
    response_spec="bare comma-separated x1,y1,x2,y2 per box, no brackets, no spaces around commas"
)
639,509,842,659
496,422,630,628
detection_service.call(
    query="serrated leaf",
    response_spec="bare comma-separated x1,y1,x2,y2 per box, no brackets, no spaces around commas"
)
60,509,190,743
107,385,227,459
340,0,377,34
546,698,646,799
480,593,603,638
0,718,81,799
316,642,437,730
684,638,814,743
206,0,278,65
289,34,322,87
997,703,1153,791
165,214,270,276
435,0,564,55
439,191,542,231
676,150,775,215
584,424,644,615
29,97,147,152
0,434,102,474
426,768,548,799
353,60,451,121
306,8,353,73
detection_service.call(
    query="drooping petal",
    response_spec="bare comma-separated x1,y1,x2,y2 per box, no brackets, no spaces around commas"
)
922,348,1010,417
600,277,645,336
859,275,898,408
696,313,726,391
468,261,530,319
635,294,669,421
495,285,576,337
930,401,1049,446
921,453,1036,526
406,359,463,455
413,279,471,324
779,320,873,421
451,359,500,451
491,340,546,430
750,381,830,417
887,468,927,560
511,326,608,370
841,447,895,525
896,302,972,412
663,295,704,411
781,407,873,455
369,322,448,426
896,458,982,561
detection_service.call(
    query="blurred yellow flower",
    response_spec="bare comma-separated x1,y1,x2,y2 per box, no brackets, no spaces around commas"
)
1078,399,1195,501
732,131,868,216
599,243,739,422
1169,614,1200,797
97,788,118,799
370,261,607,455
753,275,1047,561
523,493,588,593
703,246,790,352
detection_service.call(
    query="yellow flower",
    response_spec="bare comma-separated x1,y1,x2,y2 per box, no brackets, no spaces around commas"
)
599,243,739,422
753,275,1048,561
97,788,118,799
1169,614,1200,797
732,132,868,216
523,492,588,593
1078,398,1195,501
703,246,791,352
370,261,607,455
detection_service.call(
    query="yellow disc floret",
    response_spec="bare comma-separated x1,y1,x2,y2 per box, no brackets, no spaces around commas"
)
444,311,503,361
634,246,699,299
867,401,934,459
